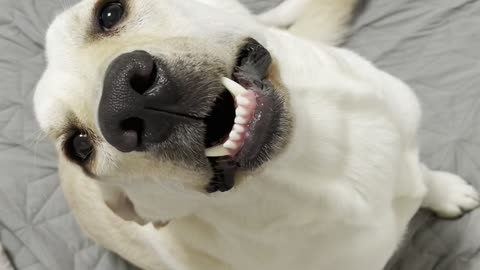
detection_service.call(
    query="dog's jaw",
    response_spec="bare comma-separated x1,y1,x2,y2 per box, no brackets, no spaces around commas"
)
203,39,293,192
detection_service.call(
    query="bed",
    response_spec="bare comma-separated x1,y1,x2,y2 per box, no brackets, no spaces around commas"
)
0,0,479,269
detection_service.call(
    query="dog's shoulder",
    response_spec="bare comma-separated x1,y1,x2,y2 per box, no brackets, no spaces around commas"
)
328,47,422,139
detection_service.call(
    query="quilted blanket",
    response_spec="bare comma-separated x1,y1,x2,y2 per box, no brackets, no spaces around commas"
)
0,244,14,270
0,0,479,269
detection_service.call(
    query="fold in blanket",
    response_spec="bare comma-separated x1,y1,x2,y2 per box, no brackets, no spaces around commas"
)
0,245,14,270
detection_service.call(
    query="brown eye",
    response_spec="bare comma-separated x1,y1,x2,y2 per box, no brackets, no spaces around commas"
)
99,2,124,30
68,133,94,162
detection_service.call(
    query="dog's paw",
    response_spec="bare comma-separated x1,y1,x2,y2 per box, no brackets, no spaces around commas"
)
422,171,480,218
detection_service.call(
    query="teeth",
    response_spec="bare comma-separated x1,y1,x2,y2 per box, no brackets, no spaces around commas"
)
235,117,248,124
206,78,254,157
236,107,249,116
236,96,250,106
229,131,241,141
233,124,245,133
205,145,230,157
222,77,248,97
223,140,238,150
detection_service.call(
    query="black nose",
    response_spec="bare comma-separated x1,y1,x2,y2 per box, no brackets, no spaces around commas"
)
99,50,179,152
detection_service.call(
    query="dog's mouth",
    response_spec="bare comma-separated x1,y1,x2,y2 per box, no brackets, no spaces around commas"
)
204,78,260,158
202,38,282,192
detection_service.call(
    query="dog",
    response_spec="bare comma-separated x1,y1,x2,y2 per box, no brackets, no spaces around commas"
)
34,0,480,269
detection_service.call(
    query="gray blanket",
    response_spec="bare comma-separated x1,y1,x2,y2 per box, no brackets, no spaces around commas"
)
0,244,14,270
0,0,479,269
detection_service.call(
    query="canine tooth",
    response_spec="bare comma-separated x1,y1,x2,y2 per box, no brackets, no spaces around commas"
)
236,96,250,106
233,124,246,133
235,117,248,124
229,131,241,141
236,107,249,116
205,145,230,157
223,140,238,150
222,77,247,97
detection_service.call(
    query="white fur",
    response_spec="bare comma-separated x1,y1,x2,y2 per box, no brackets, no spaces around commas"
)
258,0,358,44
34,1,479,270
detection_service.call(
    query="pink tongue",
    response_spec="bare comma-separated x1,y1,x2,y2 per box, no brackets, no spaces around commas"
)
223,90,257,156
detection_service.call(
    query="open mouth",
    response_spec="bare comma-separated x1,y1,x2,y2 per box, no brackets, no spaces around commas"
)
204,78,258,157
202,38,281,192
204,38,274,160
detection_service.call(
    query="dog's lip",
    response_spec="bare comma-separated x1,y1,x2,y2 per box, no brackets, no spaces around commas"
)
232,70,277,164
205,38,275,163
204,72,276,193
203,38,278,193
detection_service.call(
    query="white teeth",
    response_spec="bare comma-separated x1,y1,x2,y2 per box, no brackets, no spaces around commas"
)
233,124,245,133
229,131,241,141
236,107,248,116
205,145,230,157
222,77,248,97
235,117,248,124
204,79,253,158
223,140,238,150
236,96,250,106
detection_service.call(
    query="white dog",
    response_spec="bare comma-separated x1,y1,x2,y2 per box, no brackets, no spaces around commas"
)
34,0,479,269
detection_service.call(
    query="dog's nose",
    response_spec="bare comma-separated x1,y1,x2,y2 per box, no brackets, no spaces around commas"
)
99,50,179,152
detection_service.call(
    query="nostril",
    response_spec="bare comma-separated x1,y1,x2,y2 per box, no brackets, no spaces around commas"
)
116,117,144,152
121,117,144,137
130,62,158,95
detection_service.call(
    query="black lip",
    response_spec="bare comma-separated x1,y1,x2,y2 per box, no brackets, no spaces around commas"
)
235,38,272,80
203,37,272,151
232,38,276,167
232,69,281,169
205,38,285,193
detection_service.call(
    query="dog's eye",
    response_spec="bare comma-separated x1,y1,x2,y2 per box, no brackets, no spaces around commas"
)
68,133,94,162
99,2,124,30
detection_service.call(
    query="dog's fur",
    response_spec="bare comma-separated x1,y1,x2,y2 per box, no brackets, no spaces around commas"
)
34,0,479,269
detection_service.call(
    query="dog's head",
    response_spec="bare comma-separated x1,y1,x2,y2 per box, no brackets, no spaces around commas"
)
35,0,293,195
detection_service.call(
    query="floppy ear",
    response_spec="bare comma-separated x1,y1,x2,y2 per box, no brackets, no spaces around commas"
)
60,162,174,270
256,0,361,45
195,0,252,15
256,0,311,28
58,160,176,270
59,160,227,270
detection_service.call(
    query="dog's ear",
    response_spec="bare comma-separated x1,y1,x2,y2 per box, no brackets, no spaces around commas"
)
59,160,174,269
196,0,252,15
256,0,311,28
104,190,149,225
257,0,364,45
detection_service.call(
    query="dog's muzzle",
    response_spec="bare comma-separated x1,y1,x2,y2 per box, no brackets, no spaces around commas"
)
98,39,290,192
99,50,198,152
